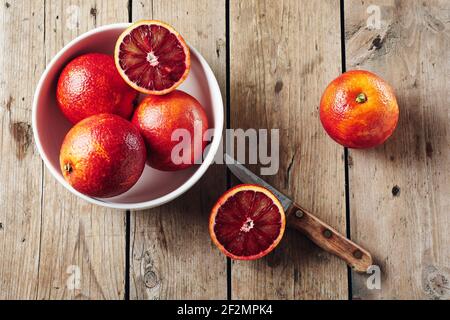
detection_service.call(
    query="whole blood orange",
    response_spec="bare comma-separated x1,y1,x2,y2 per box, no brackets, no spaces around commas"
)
60,114,146,198
209,184,286,260
115,20,190,95
132,90,209,171
320,70,399,148
56,53,138,124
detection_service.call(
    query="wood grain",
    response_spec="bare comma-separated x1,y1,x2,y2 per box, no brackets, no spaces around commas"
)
230,0,348,299
36,0,129,300
2,0,448,301
0,0,45,300
345,0,450,299
287,203,373,273
129,0,227,300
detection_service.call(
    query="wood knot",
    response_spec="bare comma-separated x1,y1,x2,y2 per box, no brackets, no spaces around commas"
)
424,11,445,33
144,269,159,288
9,121,32,160
369,34,384,51
422,265,450,299
347,155,354,167
274,80,283,94
142,251,160,289
392,185,400,197
5,95,13,112
426,142,433,158
215,38,224,58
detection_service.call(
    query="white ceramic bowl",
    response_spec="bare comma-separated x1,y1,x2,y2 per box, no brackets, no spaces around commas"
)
32,23,224,210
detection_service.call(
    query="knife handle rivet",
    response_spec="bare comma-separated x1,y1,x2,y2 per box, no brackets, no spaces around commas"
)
323,229,332,238
353,250,363,259
295,210,304,218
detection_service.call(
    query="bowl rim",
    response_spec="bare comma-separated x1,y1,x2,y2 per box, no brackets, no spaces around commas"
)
32,23,224,210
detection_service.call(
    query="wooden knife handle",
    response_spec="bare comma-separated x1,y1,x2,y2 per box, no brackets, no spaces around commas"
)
286,203,373,273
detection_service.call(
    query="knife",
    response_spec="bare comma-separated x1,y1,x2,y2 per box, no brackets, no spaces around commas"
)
225,154,373,273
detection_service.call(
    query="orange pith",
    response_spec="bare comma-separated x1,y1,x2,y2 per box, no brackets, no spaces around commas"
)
114,20,190,95
209,184,286,260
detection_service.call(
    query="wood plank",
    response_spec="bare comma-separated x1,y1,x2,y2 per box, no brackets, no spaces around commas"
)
129,0,227,299
36,0,129,300
345,0,450,299
0,0,45,300
230,0,348,299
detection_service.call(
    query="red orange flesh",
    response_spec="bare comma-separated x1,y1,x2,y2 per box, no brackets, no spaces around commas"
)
209,184,286,260
320,70,399,148
114,20,190,95
60,114,146,198
56,53,138,124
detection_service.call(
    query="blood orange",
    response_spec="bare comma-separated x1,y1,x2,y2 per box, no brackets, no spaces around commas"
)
320,70,399,148
60,114,146,198
209,184,286,260
131,90,209,171
114,20,190,95
56,53,138,124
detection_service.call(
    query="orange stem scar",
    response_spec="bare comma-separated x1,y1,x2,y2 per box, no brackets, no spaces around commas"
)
64,163,73,173
356,93,367,103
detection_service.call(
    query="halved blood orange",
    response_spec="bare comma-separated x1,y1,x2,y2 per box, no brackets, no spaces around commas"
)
114,20,190,95
209,184,286,260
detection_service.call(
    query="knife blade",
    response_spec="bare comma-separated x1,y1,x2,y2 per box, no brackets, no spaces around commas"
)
224,153,293,212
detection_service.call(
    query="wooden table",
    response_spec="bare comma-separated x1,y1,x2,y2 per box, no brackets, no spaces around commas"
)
1,0,448,300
